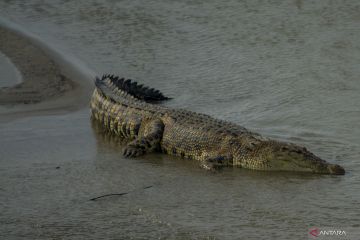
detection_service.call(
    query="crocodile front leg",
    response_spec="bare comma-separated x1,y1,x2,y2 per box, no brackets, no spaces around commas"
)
123,119,164,157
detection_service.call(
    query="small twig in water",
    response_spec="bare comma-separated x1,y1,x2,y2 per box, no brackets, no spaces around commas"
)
89,185,153,201
90,192,129,201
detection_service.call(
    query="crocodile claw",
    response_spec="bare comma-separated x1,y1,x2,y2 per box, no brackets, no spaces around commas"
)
123,146,144,157
200,161,224,172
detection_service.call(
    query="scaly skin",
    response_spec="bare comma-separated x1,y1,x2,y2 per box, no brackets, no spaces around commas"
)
90,75,345,175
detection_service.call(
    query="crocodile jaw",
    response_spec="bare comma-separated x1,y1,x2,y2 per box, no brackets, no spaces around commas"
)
234,141,345,175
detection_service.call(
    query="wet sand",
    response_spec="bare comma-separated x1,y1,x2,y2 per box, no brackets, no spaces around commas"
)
0,26,75,104
0,23,93,122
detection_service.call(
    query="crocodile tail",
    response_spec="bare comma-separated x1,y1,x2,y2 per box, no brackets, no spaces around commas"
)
95,74,171,102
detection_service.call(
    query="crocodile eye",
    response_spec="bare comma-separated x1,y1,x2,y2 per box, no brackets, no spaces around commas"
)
242,142,256,152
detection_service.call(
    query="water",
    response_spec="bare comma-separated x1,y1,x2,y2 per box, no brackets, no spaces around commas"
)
0,0,359,239
0,52,22,88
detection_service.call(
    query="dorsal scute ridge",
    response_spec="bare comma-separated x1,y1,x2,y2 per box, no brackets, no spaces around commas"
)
96,74,171,102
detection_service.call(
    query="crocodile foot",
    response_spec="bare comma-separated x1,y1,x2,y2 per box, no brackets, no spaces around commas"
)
200,156,232,172
200,161,224,172
123,145,145,157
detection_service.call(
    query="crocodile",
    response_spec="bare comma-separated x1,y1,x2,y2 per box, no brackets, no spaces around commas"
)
90,75,345,175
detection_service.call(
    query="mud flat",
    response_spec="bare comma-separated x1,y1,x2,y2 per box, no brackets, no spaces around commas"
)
0,20,94,122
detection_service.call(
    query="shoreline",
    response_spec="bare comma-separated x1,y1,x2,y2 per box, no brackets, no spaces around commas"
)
0,51,22,88
0,19,95,122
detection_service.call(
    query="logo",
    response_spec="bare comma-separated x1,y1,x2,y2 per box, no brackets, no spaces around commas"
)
309,227,347,238
309,227,320,237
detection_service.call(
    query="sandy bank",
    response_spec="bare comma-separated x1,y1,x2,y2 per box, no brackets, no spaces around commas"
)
0,21,95,122
0,27,75,104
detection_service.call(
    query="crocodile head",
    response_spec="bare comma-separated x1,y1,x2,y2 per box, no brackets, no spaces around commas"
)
234,140,345,175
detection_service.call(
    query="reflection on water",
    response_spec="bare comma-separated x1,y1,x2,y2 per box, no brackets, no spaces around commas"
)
91,118,128,149
1,0,359,239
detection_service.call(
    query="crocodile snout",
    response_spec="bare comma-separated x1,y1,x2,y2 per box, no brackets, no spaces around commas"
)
327,164,345,175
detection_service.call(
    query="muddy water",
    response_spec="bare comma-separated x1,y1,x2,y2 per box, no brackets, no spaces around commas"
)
0,0,359,239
